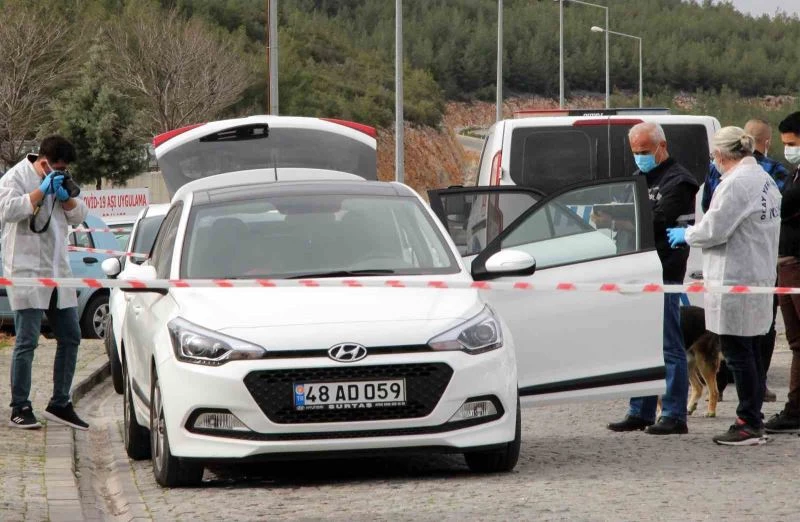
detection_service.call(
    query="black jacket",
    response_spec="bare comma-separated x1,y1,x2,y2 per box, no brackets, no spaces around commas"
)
780,168,800,257
638,158,699,283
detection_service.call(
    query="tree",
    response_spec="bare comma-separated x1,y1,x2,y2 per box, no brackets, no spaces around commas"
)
103,0,253,134
0,0,79,168
55,44,147,190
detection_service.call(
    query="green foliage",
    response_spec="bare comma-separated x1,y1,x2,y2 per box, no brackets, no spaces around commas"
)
55,44,146,188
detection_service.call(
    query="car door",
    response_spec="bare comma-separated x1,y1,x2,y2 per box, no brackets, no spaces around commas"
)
125,204,182,404
429,177,665,404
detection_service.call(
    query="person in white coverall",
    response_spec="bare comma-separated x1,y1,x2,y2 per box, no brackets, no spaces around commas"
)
668,126,781,446
0,136,90,431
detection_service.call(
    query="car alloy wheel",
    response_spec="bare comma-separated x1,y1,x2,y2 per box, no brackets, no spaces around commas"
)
92,302,110,338
151,380,166,475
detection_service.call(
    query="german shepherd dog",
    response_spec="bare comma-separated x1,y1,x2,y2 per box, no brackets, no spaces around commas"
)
681,305,723,417
656,305,722,418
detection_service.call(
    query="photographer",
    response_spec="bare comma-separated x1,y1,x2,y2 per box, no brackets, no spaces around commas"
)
0,136,89,430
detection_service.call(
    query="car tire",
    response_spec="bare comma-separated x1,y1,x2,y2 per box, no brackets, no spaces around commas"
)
150,373,204,487
123,358,151,461
105,320,123,395
464,398,521,474
81,293,110,339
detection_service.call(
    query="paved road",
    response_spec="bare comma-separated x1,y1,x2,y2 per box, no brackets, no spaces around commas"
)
74,341,800,521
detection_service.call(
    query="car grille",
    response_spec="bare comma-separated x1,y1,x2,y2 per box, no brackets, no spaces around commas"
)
243,363,454,424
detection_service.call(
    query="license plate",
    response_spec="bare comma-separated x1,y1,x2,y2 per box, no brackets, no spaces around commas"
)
293,379,406,411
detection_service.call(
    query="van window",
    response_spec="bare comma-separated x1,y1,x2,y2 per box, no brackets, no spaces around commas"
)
509,123,708,194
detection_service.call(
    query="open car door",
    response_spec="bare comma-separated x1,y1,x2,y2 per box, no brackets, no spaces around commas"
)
429,177,665,405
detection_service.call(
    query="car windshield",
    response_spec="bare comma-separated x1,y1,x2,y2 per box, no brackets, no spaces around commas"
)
181,193,459,279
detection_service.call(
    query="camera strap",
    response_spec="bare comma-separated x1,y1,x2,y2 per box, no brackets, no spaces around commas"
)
29,177,57,234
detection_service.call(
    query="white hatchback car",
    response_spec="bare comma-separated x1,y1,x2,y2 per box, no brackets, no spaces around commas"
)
103,172,535,487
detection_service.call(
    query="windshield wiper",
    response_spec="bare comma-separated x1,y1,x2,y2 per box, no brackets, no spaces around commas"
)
286,270,396,279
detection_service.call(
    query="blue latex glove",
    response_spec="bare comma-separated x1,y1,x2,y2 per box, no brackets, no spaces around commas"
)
667,227,687,249
55,185,70,202
39,172,64,195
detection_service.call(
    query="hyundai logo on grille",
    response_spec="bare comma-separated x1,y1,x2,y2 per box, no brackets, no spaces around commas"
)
327,343,368,363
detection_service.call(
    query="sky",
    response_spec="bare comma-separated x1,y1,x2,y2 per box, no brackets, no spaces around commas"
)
710,0,800,18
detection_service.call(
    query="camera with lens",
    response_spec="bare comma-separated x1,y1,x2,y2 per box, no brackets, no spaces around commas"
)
60,171,80,198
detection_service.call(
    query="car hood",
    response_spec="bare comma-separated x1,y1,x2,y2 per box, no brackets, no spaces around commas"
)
171,286,483,350
172,286,481,328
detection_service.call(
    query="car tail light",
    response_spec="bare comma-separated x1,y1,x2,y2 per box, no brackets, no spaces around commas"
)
320,118,378,139
152,123,206,148
490,151,503,186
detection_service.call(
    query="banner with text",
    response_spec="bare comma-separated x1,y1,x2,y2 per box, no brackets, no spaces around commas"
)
81,189,151,218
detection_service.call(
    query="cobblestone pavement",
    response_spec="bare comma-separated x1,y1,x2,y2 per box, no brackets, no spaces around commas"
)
0,337,107,522
74,339,800,522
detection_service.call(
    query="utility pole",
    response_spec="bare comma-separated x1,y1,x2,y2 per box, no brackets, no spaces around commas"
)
395,0,404,183
266,0,279,115
496,0,503,122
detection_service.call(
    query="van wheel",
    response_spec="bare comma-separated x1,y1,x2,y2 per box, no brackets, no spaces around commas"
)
81,293,109,339
123,359,150,460
105,321,123,394
464,398,521,473
150,373,204,487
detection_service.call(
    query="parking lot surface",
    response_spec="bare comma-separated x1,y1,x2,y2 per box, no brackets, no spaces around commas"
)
70,340,800,521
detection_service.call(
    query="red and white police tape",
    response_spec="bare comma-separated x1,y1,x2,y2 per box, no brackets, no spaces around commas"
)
67,246,148,258
0,277,798,294
71,227,130,234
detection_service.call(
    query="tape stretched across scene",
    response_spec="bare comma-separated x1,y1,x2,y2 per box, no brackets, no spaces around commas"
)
67,246,148,258
71,227,130,234
0,277,798,294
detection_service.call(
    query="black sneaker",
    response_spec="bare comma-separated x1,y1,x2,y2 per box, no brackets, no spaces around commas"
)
764,410,800,434
644,416,688,435
43,403,89,431
8,406,42,429
607,415,652,432
713,419,766,446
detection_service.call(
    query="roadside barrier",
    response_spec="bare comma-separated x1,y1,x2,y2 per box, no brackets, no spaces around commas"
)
0,277,796,294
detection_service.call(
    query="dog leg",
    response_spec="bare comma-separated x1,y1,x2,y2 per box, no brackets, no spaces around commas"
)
688,368,703,415
698,355,721,418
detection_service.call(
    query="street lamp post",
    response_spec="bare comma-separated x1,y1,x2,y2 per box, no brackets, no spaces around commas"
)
497,0,503,122
395,0,404,183
591,26,643,108
558,0,609,109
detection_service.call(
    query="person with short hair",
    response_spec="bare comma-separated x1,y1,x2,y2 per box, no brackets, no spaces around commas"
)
669,126,781,446
0,136,90,430
605,122,699,436
764,111,800,435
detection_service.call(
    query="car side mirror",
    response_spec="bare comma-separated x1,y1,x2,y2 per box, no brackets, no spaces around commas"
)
120,263,166,295
101,257,122,279
475,249,536,280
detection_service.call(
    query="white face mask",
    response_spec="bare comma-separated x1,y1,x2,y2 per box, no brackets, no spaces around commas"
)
785,145,800,165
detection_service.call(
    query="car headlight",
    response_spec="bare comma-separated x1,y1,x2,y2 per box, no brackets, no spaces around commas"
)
167,317,266,366
428,306,503,354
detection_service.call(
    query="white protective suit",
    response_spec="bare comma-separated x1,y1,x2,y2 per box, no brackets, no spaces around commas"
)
0,155,88,310
684,157,781,336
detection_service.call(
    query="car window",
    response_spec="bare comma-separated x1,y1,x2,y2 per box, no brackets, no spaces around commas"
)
431,191,540,256
149,205,182,278
112,224,133,250
509,123,709,193
69,223,94,249
501,181,639,268
181,194,459,279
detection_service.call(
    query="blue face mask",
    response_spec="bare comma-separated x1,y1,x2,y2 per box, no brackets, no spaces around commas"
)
634,154,658,173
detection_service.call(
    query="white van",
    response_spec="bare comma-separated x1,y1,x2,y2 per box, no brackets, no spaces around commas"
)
471,108,721,293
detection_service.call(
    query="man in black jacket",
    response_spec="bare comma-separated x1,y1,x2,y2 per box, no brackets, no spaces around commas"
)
604,122,699,435
765,111,800,434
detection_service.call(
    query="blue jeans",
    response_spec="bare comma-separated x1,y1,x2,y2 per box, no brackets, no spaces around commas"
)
627,291,688,423
9,290,81,410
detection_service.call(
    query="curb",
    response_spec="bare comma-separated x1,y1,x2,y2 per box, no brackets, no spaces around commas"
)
45,360,111,521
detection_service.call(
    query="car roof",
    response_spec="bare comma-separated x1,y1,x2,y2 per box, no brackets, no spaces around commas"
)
154,115,377,156
505,114,720,129
143,203,170,217
172,168,368,202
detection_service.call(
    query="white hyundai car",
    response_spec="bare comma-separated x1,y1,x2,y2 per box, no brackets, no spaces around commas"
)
103,171,534,487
